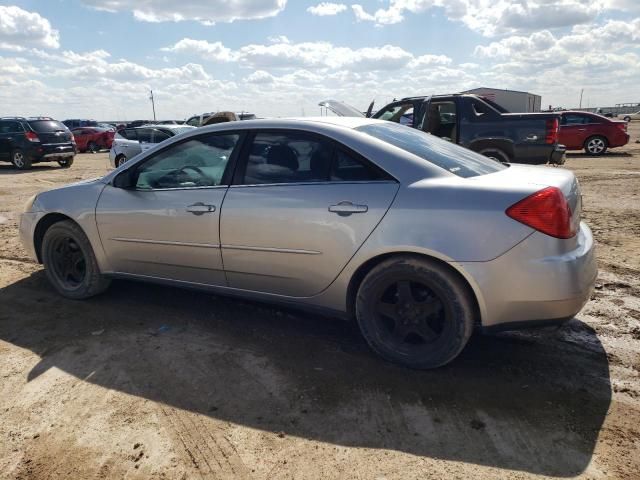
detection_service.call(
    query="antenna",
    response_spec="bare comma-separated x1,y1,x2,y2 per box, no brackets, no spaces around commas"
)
149,90,157,121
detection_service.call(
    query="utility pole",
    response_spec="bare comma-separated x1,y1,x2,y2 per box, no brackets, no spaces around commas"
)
149,90,157,121
579,88,584,109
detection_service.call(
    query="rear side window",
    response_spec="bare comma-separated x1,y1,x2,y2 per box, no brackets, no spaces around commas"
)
0,121,24,133
152,129,172,143
562,114,587,125
28,120,66,132
356,122,507,178
331,150,385,182
136,129,153,143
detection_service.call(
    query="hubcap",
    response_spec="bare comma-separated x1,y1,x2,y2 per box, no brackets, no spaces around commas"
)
13,152,24,167
50,236,86,288
588,139,605,153
374,279,448,349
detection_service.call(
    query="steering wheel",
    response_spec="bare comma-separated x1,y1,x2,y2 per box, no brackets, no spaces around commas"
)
152,165,210,189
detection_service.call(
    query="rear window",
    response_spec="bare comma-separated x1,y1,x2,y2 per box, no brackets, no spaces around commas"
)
356,122,507,178
28,120,67,132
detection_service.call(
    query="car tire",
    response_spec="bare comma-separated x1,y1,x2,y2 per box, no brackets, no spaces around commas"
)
42,220,111,299
115,155,127,167
11,148,32,170
88,141,99,153
57,157,74,168
623,116,631,122
478,147,510,164
355,256,475,369
584,136,608,156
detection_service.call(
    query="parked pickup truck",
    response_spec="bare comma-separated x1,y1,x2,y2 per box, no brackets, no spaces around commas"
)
320,94,566,165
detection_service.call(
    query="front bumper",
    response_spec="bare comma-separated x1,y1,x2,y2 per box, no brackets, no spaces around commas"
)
458,222,597,330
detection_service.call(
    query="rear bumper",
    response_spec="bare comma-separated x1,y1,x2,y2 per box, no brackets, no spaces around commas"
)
458,222,597,330
30,144,75,161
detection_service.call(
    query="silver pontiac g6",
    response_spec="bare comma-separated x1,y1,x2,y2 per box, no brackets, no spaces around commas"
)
20,117,597,368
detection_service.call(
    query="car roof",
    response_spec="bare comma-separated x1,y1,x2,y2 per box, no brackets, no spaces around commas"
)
134,124,195,130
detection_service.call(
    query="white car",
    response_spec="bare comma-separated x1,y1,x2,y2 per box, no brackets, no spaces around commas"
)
109,124,195,168
618,111,640,122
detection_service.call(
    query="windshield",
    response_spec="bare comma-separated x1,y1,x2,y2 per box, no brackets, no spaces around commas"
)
29,120,67,132
356,122,507,178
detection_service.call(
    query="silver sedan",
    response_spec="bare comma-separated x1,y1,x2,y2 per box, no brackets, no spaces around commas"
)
19,117,597,368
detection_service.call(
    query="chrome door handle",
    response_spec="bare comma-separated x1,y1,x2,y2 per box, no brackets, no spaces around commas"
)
328,201,368,216
524,134,538,141
186,202,216,215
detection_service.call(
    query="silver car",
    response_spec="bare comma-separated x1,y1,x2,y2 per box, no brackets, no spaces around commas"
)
20,118,597,368
109,124,195,168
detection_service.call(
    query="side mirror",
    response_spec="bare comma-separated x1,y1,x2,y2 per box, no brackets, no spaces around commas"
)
113,169,135,189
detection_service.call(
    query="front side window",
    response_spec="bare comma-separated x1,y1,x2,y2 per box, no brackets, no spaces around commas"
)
375,103,415,126
186,117,201,127
135,134,240,190
136,128,153,143
357,122,506,178
151,129,171,143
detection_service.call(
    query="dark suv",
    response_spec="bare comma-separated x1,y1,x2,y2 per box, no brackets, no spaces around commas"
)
0,117,76,170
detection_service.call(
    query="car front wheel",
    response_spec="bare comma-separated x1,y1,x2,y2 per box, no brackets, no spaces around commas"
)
585,136,608,155
115,155,127,167
356,256,475,369
42,220,111,299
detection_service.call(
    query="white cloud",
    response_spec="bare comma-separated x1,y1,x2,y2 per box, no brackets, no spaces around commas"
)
307,3,347,16
79,0,287,24
0,6,60,50
351,0,604,36
164,38,420,71
161,38,235,61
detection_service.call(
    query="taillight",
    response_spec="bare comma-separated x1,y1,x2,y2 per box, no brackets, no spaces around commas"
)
25,131,40,142
616,123,628,133
545,118,559,144
506,187,576,239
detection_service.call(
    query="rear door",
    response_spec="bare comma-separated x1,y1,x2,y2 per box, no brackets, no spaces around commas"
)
559,113,588,149
220,129,399,297
0,120,24,160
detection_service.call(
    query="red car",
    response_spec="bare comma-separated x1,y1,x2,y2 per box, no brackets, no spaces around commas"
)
559,111,629,155
71,127,115,153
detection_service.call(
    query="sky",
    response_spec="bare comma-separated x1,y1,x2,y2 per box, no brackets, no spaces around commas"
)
0,0,639,121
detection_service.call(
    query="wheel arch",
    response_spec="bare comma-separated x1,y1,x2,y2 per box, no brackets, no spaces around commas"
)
468,138,515,161
33,213,77,263
345,251,483,327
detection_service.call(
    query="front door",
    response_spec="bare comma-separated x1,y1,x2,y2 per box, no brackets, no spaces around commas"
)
96,132,242,285
220,130,399,297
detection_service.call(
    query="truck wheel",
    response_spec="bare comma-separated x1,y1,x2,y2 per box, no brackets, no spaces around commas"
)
478,147,510,164
11,149,32,170
42,220,111,299
584,136,608,156
355,256,475,369
58,157,74,168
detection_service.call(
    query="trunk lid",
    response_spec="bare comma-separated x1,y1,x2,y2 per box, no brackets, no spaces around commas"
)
318,99,365,118
471,164,582,235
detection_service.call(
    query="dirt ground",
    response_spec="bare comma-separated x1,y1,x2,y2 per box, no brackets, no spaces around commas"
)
1,125,639,480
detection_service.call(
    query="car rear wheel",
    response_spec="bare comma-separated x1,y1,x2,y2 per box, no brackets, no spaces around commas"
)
11,149,31,170
478,147,510,164
355,256,474,369
88,141,99,153
623,116,631,122
57,157,74,168
584,136,608,155
42,220,111,299
115,155,127,167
